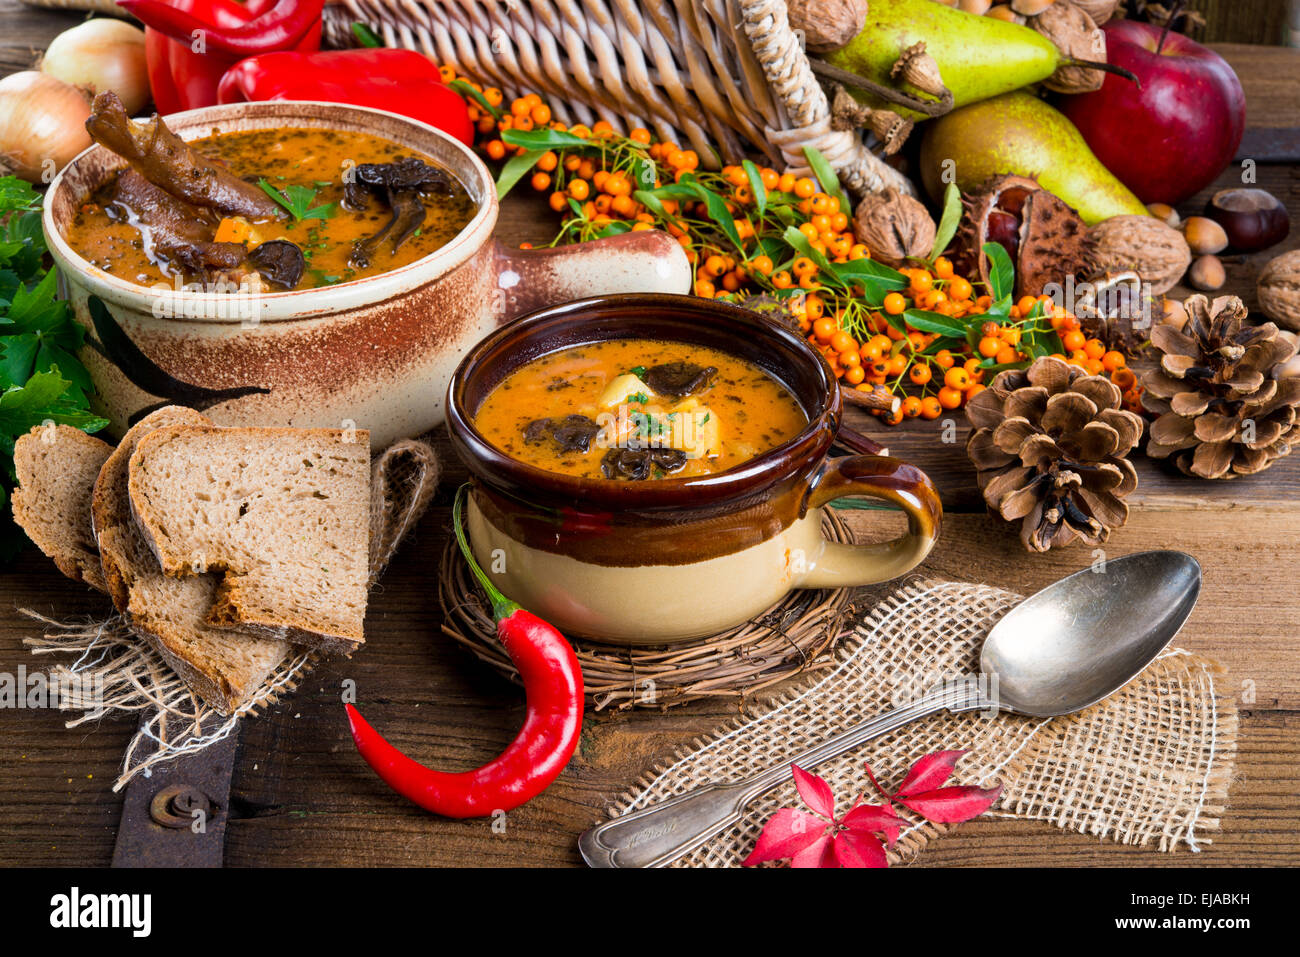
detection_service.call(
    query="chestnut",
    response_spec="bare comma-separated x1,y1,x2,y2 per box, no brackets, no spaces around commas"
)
1204,188,1290,252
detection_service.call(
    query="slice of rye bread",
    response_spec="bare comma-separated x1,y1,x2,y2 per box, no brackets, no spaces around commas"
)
128,424,371,653
92,407,294,715
11,425,112,593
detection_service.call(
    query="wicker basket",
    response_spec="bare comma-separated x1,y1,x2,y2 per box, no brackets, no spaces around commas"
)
322,0,914,197
20,0,128,15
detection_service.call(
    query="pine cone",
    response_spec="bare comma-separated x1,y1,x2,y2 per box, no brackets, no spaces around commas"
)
1142,294,1300,479
967,356,1143,552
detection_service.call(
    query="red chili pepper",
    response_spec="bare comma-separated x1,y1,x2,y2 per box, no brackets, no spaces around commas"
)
345,488,583,818
217,49,474,145
118,0,322,112
119,0,323,56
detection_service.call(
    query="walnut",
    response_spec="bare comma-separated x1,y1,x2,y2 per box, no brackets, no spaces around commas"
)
785,0,866,53
852,188,936,268
1258,249,1300,332
1071,0,1121,24
1031,2,1106,94
1087,214,1191,295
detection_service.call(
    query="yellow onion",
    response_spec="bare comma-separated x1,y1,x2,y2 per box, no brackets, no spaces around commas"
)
0,72,92,183
41,18,150,116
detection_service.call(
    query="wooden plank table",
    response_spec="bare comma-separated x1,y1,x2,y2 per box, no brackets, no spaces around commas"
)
1,3,1297,866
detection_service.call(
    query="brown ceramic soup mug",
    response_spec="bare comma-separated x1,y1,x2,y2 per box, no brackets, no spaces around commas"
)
42,101,690,446
447,294,942,644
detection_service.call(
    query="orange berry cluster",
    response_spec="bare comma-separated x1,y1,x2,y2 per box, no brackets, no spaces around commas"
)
450,72,1142,423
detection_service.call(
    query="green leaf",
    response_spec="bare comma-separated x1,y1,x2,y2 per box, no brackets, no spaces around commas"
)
350,21,383,48
828,257,908,289
449,79,502,120
782,226,832,272
741,159,767,216
3,270,65,334
983,242,1014,302
930,181,962,262
920,335,967,355
502,129,590,151
0,368,108,439
494,149,546,200
257,179,335,221
0,178,39,217
697,186,742,250
633,189,679,225
802,146,848,215
0,335,37,388
824,252,909,304
903,308,969,338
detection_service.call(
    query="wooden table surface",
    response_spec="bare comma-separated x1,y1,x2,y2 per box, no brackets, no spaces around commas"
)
1,3,1297,867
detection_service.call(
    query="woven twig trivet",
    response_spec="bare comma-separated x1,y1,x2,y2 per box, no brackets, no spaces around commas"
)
439,509,857,711
612,579,1238,865
21,435,442,790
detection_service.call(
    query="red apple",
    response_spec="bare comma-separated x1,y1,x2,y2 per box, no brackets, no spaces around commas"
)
1060,20,1245,206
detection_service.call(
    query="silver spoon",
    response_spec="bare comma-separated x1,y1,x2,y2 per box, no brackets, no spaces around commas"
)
579,550,1201,868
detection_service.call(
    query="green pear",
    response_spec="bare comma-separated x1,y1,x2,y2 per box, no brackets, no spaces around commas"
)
919,92,1149,225
825,0,1060,120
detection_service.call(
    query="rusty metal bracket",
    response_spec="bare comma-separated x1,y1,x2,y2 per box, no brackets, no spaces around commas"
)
111,711,241,868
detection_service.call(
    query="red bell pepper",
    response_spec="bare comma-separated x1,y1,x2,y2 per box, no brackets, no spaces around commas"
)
118,0,323,113
217,49,474,145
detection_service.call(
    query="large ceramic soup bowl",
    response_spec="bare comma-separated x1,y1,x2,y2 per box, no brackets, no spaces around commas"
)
43,100,690,446
447,294,943,644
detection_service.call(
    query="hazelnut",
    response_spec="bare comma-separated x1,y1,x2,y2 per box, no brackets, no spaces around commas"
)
1146,202,1179,227
1011,0,1056,14
959,0,993,13
1204,188,1290,252
1187,254,1226,291
1160,297,1189,331
986,4,1025,22
1278,355,1300,379
1182,216,1229,256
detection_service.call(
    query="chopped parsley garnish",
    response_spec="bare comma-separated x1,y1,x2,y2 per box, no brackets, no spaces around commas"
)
258,179,337,222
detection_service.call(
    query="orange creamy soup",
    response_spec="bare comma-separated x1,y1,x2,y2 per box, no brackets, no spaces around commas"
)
66,127,476,291
474,339,808,480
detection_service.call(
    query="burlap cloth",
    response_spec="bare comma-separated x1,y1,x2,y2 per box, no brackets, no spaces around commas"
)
614,579,1238,865
22,437,441,791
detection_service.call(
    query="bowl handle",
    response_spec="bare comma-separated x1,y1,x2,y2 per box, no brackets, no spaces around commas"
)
797,455,943,589
490,230,691,324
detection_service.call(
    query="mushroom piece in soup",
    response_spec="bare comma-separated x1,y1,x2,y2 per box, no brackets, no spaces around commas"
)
473,340,808,480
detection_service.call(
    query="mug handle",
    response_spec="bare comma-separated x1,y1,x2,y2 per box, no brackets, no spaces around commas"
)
491,230,692,324
798,455,943,589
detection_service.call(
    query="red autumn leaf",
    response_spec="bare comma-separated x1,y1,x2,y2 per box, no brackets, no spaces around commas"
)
896,783,1004,823
791,763,837,820
741,807,830,866
791,833,837,868
840,801,902,846
894,749,968,797
833,828,889,868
